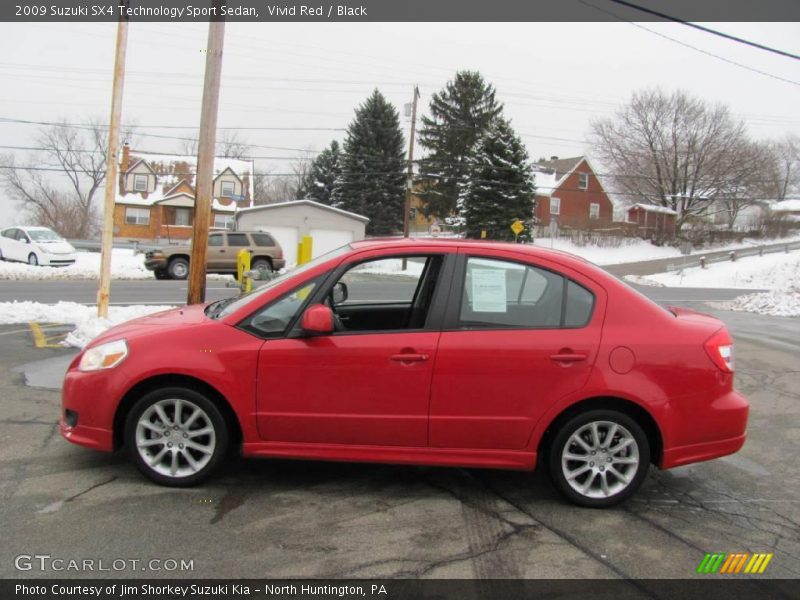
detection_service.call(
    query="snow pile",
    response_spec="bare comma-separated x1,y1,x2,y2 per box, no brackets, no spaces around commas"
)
0,249,152,280
717,290,800,318
355,258,425,277
0,301,175,348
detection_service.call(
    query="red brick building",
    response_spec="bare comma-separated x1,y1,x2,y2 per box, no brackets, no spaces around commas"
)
533,156,614,229
113,145,254,243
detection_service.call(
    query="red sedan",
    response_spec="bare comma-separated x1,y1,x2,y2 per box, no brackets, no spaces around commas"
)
61,239,748,507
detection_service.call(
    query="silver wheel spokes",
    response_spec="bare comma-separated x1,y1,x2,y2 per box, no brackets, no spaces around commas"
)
135,398,215,478
562,420,639,499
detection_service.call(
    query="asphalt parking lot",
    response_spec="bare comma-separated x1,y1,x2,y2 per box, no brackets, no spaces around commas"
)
0,305,798,590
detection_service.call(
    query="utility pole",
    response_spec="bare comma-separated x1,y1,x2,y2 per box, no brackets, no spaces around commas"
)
403,85,420,239
97,20,128,318
187,19,225,305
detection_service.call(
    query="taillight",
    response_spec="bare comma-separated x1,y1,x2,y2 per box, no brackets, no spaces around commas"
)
704,328,734,373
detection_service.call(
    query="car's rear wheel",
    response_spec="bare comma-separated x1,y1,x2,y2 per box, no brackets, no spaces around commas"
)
548,409,649,508
125,388,228,486
168,257,189,280
28,253,39,266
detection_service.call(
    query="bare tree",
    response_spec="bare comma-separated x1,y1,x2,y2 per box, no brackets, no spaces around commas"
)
2,118,134,238
253,170,298,205
762,134,800,202
177,129,250,159
715,140,775,229
178,130,198,156
591,89,762,231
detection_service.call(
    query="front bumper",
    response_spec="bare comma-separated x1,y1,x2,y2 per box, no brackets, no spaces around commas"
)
41,253,76,266
144,256,167,271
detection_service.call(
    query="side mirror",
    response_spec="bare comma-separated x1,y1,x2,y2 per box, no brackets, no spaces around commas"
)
300,304,334,335
331,281,348,305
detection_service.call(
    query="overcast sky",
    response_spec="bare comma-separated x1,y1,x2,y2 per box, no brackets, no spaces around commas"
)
0,21,798,228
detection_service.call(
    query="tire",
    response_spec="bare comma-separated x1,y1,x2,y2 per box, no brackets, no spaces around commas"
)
154,269,170,280
251,257,272,275
125,387,228,487
548,409,650,508
28,253,39,266
0,248,4,261
168,257,189,280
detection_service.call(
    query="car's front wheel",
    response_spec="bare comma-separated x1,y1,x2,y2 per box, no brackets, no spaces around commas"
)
548,409,649,508
125,388,228,486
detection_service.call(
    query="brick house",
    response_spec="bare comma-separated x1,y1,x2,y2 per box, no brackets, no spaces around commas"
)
114,145,254,242
627,203,677,239
533,156,613,229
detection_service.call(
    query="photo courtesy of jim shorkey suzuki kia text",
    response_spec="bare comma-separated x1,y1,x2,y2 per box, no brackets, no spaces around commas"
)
0,0,798,595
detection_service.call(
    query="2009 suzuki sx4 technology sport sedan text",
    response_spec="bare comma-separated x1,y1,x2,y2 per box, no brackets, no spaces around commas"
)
61,239,748,507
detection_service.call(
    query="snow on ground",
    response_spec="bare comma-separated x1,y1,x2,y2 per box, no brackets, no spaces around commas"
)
0,301,175,348
628,251,800,317
355,258,426,277
0,248,231,281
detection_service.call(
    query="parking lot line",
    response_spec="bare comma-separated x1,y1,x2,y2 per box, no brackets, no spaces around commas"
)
28,322,69,348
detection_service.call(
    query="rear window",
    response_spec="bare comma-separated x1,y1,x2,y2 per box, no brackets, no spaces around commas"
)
251,233,276,247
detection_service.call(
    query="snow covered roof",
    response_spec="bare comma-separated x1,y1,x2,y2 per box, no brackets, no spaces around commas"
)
531,156,586,197
116,149,254,213
628,203,677,215
771,199,800,213
236,199,370,223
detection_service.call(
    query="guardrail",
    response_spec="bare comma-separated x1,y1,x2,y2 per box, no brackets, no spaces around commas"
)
68,239,161,254
663,240,800,272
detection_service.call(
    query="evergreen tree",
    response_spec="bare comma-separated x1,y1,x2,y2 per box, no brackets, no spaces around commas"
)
457,118,536,241
333,90,406,235
418,71,504,219
296,140,341,205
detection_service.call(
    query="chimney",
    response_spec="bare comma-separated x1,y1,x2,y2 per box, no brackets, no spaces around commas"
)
550,155,558,161
121,143,131,172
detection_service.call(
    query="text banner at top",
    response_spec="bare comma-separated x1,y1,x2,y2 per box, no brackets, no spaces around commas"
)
4,0,800,22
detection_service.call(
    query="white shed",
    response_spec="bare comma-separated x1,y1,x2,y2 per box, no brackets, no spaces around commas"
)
235,200,369,264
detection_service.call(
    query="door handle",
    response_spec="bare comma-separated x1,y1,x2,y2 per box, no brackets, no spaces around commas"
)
550,352,587,364
391,353,429,363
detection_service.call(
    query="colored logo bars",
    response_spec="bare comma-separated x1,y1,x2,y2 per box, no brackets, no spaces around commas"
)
697,552,773,574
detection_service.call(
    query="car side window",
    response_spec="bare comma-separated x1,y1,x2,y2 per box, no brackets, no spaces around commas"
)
251,233,275,247
564,280,595,328
460,258,564,328
227,233,249,247
16,230,30,243
242,279,320,338
2,229,17,239
208,235,224,247
338,257,427,305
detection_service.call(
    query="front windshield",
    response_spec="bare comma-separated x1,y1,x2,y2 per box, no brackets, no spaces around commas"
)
27,229,62,242
209,244,352,319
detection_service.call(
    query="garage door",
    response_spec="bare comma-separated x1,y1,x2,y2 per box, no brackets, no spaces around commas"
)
310,229,354,258
257,225,298,264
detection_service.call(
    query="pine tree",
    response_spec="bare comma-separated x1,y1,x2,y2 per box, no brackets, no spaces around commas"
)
333,90,406,235
296,140,341,205
418,71,504,219
457,119,536,241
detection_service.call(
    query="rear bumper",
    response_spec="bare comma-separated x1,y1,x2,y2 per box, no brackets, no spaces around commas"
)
661,390,749,469
144,257,167,271
272,258,286,270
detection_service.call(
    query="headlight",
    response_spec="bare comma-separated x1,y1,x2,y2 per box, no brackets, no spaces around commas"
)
78,339,129,372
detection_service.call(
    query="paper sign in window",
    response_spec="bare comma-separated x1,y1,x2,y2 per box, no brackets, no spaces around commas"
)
471,268,507,312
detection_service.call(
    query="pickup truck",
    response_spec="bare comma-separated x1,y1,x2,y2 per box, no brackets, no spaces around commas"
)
144,231,286,280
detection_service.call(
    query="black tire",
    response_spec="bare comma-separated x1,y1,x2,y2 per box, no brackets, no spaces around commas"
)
251,257,272,274
548,409,650,508
168,257,190,280
28,253,39,266
125,387,228,487
153,269,170,280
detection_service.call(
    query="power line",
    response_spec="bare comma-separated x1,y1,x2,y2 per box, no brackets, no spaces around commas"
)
606,0,800,61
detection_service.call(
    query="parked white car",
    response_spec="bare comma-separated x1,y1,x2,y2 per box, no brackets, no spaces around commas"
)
0,226,77,266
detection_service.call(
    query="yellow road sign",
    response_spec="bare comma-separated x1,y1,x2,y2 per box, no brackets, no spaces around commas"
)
510,220,525,236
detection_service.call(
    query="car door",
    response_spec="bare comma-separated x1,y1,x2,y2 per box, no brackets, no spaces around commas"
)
0,229,18,260
6,229,25,261
253,251,453,447
206,233,227,270
428,249,605,450
225,232,250,272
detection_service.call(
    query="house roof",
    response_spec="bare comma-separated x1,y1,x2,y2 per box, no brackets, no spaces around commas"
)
116,150,254,211
236,199,370,223
532,156,587,197
628,203,678,215
771,199,800,212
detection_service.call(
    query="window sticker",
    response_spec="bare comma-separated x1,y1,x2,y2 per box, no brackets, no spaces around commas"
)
471,268,507,312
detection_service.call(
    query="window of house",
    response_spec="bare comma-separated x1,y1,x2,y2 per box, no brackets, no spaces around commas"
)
458,257,595,329
221,181,235,198
550,197,560,215
174,208,191,226
133,174,148,192
227,233,249,246
589,203,600,220
578,172,589,190
213,214,235,230
124,207,150,226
